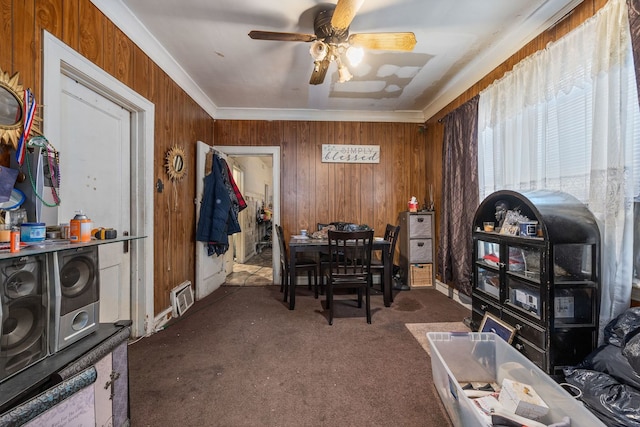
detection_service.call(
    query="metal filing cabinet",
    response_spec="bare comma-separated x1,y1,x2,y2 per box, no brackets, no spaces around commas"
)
398,211,435,288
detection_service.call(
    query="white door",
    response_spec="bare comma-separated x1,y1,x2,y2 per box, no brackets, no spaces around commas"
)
43,31,154,337
58,75,131,322
195,141,227,299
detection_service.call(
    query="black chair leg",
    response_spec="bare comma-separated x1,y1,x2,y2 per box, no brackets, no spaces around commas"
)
283,272,289,302
314,269,319,299
366,287,371,324
327,285,333,325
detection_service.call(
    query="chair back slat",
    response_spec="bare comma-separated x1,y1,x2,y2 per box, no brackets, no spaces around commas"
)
325,229,374,324
384,224,401,258
327,230,374,278
275,224,288,269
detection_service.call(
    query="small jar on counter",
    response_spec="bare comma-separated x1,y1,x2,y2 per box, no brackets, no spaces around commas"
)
0,225,10,242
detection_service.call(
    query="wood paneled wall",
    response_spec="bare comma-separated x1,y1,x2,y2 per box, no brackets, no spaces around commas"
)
214,120,431,243
1,0,609,314
1,0,214,315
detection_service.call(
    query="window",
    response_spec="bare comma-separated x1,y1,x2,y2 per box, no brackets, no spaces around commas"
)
477,0,637,328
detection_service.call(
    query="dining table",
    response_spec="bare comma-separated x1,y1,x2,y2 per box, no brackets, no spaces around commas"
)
288,236,392,310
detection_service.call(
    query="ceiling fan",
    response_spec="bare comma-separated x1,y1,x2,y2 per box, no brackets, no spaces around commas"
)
248,0,417,85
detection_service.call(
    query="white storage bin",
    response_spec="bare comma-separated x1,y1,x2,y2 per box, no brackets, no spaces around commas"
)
426,332,604,427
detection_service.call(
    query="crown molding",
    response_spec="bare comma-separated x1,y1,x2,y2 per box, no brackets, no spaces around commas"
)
90,0,220,118
213,108,425,123
421,0,585,119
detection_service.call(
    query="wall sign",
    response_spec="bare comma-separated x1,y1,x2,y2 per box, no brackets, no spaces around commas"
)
322,144,380,164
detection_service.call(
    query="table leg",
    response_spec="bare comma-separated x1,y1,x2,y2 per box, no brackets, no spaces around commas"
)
383,247,392,307
289,246,297,310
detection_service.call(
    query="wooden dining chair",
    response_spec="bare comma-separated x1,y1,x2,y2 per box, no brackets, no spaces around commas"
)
316,223,334,290
324,229,374,325
370,224,400,301
275,224,319,302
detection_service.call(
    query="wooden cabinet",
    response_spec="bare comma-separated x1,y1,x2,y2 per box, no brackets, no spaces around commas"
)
0,323,130,426
471,190,600,377
92,338,129,427
399,211,435,288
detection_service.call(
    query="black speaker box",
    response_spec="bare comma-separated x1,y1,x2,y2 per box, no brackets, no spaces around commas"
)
49,245,99,353
0,255,49,382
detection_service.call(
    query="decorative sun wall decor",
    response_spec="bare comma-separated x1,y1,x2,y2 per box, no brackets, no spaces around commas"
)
165,145,187,182
0,68,24,149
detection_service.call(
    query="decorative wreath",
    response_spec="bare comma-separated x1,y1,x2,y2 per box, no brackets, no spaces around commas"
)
165,146,187,182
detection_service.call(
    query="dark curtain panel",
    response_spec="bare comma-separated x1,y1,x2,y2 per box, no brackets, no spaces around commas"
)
438,96,479,296
629,0,640,106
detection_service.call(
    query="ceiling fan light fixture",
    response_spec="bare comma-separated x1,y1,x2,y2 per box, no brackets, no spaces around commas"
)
249,0,418,86
309,40,328,61
338,63,353,83
346,45,364,66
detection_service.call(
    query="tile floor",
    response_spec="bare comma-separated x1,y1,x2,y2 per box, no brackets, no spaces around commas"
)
225,247,274,286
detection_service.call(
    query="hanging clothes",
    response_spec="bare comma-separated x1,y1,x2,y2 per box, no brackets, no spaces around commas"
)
220,159,247,217
196,154,246,256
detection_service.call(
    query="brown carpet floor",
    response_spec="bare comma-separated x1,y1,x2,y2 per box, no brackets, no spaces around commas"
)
128,284,471,427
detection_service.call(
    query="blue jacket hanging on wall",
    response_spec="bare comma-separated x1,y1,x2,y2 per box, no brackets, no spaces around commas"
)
196,154,245,255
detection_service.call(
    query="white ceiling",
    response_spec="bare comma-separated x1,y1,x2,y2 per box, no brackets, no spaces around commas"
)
91,0,583,123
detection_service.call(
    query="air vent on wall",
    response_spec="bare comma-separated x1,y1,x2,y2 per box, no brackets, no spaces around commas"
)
170,281,194,317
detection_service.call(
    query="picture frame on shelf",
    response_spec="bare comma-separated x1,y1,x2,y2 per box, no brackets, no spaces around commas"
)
479,313,516,344
499,224,519,235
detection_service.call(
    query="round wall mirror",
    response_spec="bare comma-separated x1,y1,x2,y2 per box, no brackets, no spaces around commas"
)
0,86,22,125
165,146,187,182
0,69,25,148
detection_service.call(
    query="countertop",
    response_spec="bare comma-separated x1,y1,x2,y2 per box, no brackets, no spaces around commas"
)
0,235,145,260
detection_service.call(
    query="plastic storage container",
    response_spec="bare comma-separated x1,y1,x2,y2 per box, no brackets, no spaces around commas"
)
20,222,46,242
426,332,604,426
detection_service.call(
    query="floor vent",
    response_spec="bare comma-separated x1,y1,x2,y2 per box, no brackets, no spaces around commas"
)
171,281,194,317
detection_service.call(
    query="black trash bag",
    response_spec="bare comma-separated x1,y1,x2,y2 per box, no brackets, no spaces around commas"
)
604,307,640,347
563,367,640,427
578,344,640,389
623,331,640,375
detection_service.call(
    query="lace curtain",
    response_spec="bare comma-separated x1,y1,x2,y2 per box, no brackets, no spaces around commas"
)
478,0,638,338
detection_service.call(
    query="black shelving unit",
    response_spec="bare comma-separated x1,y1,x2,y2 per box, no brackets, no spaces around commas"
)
470,190,600,377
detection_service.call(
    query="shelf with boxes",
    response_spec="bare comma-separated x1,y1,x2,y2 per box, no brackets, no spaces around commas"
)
398,211,435,288
471,190,600,376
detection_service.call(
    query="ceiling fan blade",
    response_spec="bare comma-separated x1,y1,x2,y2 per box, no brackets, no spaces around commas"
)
331,0,365,31
310,58,331,85
348,32,417,51
248,30,317,42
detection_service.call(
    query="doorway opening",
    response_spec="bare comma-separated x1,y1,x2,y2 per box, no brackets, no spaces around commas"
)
212,146,281,287
226,155,275,286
